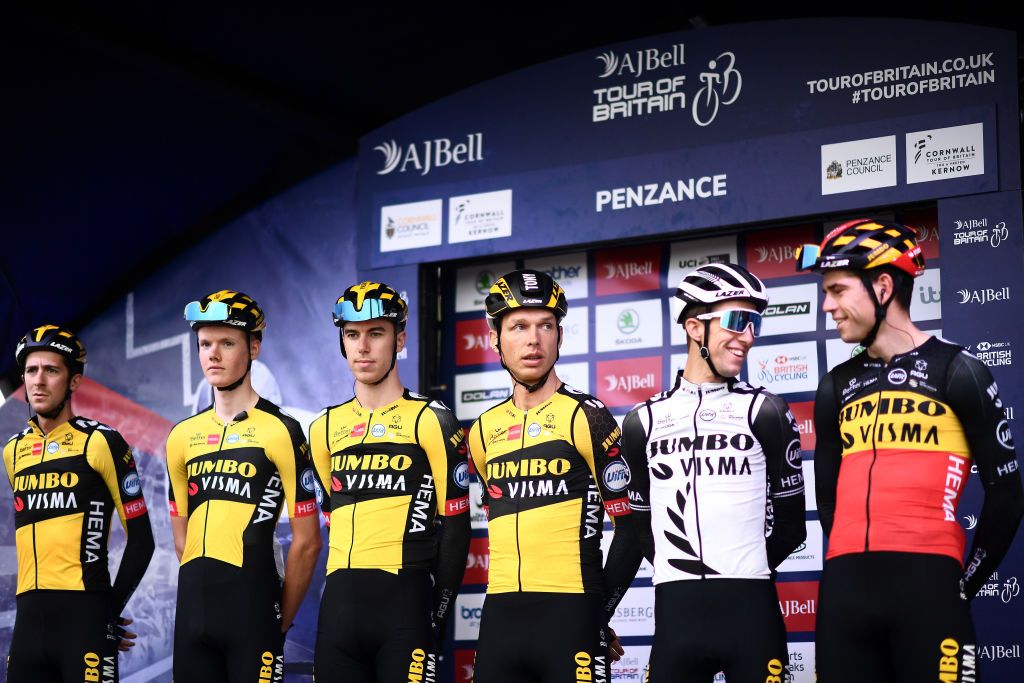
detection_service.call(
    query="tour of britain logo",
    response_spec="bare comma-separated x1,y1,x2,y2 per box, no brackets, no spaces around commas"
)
952,218,1008,248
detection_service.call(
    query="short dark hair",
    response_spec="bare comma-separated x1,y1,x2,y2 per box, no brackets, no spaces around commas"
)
868,266,913,312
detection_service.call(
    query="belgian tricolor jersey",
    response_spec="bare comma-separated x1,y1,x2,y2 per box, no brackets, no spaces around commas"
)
3,417,151,601
468,384,631,594
309,390,470,574
166,398,317,570
815,337,1020,575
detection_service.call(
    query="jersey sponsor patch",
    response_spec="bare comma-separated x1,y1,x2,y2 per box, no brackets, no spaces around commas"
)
453,461,470,489
447,496,470,515
32,442,42,456
888,368,908,385
604,497,631,516
351,423,367,438
527,422,542,438
371,424,386,437
124,498,148,519
226,433,240,445
207,433,220,445
294,499,317,517
996,420,1014,449
602,460,630,492
121,472,141,497
300,467,317,493
507,424,522,440
46,442,59,454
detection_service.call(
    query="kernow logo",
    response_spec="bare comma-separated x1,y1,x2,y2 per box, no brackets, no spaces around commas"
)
374,134,483,176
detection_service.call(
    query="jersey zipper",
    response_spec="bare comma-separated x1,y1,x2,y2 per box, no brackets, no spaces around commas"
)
864,365,885,552
693,387,706,579
516,411,527,592
203,422,229,558
348,410,374,567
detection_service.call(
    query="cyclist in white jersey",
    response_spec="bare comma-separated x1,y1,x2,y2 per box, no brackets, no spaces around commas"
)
621,263,806,683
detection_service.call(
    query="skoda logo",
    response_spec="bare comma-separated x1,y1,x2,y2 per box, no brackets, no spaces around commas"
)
887,368,908,385
475,271,495,295
617,309,639,334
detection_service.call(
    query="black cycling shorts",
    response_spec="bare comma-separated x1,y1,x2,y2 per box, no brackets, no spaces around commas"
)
7,591,118,683
648,579,788,683
173,560,285,683
314,568,435,683
473,592,610,683
816,552,978,683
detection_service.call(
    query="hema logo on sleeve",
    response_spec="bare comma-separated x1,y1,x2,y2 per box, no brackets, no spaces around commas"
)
595,175,727,212
449,189,512,244
380,199,442,253
374,133,483,176
821,135,897,195
595,299,663,352
906,122,984,184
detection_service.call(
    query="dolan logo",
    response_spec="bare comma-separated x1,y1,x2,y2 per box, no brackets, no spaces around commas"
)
453,461,470,489
888,368,908,385
602,461,630,492
121,472,141,497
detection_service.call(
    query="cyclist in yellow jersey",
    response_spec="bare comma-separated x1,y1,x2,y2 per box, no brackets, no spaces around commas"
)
4,325,154,683
309,281,471,683
165,290,321,682
468,270,641,683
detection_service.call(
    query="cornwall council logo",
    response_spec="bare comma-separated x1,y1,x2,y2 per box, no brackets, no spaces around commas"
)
826,160,842,179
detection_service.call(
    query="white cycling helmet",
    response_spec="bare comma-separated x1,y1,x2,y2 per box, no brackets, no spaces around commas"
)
671,262,769,322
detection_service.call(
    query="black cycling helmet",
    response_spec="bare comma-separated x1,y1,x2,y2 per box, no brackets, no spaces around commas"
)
16,324,87,376
796,218,925,347
484,269,568,331
333,281,408,385
333,281,408,332
184,290,265,392
484,269,568,393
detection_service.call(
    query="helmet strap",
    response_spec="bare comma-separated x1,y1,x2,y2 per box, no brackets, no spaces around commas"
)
697,318,724,380
858,272,891,349
368,336,399,386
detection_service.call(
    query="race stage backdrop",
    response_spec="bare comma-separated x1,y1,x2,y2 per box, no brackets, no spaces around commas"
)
356,18,1024,683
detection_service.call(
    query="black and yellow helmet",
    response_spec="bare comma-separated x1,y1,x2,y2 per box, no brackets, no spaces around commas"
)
484,270,568,331
184,290,266,336
796,218,926,278
333,281,408,331
15,325,87,375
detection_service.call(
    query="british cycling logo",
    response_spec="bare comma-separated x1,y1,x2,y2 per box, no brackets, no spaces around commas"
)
373,133,483,176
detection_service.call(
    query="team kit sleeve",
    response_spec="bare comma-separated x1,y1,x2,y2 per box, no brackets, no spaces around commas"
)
946,352,1024,598
3,436,16,488
307,410,332,518
573,398,642,623
269,415,318,520
812,371,843,538
418,402,472,645
165,425,190,519
620,406,655,563
751,392,807,570
87,428,155,614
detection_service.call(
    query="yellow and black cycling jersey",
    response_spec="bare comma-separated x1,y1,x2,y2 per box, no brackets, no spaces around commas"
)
309,389,470,574
3,416,153,610
468,384,631,594
166,397,317,570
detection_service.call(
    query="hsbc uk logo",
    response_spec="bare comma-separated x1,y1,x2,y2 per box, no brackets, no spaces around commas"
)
374,133,484,176
969,340,1012,368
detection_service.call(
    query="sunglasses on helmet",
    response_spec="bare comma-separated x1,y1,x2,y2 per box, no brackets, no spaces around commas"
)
333,299,387,323
695,309,763,337
184,300,231,322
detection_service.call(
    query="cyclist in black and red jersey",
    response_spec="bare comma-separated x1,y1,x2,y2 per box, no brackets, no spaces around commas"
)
797,218,1023,682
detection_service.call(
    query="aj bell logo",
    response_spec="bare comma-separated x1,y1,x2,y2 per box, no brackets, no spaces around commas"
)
603,261,653,279
604,373,655,392
754,245,797,264
463,334,490,350
957,287,1010,305
374,133,484,176
596,43,685,79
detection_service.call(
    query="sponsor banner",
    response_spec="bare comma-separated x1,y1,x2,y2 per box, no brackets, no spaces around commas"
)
666,235,739,287
965,339,1013,369
595,298,664,352
455,318,497,366
903,207,941,260
802,459,816,512
594,244,662,296
761,283,819,336
974,570,1021,605
955,285,1011,307
597,357,662,408
778,522,824,573
602,528,654,580
950,217,1010,250
372,132,484,177
906,122,984,184
455,261,515,313
611,645,652,682
380,198,443,252
786,642,816,683
594,174,728,213
463,537,489,585
449,189,513,244
524,252,589,300
454,370,512,421
978,642,1023,661
776,581,819,632
746,341,819,395
454,592,486,641
610,586,655,637
915,268,942,321
469,478,487,530
745,225,816,280
454,649,476,682
557,361,591,394
820,135,897,195
790,400,815,451
560,306,590,358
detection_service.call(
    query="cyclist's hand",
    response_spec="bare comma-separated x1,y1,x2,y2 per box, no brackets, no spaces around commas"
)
106,616,138,652
608,626,624,662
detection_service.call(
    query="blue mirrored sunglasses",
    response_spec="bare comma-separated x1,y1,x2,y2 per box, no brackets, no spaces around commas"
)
184,300,230,322
696,309,763,337
334,299,385,322
796,244,821,271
